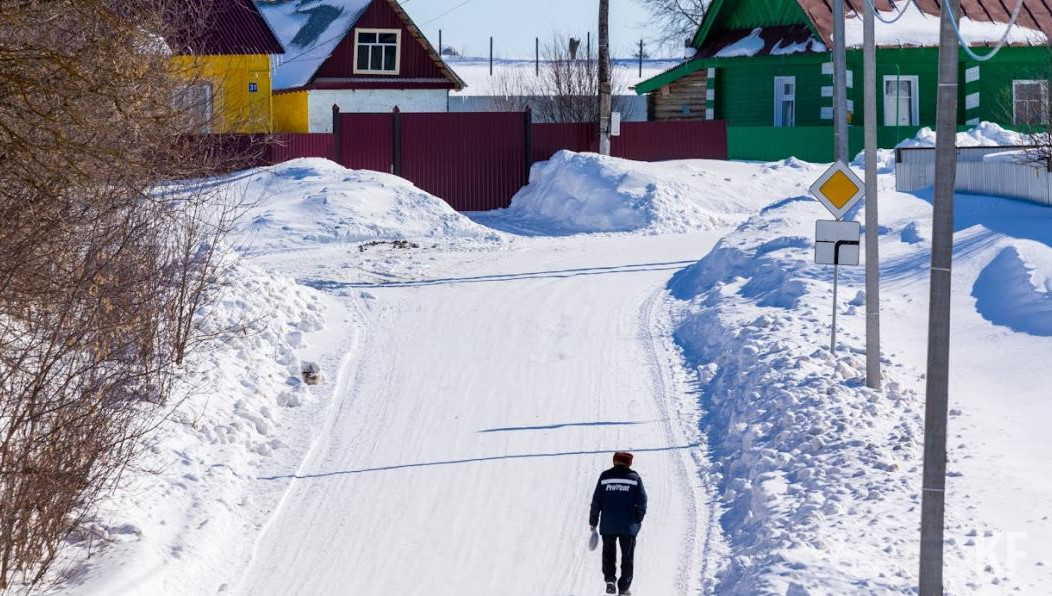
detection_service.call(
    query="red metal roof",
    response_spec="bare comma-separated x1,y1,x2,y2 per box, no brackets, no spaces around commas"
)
799,0,1052,46
176,0,284,56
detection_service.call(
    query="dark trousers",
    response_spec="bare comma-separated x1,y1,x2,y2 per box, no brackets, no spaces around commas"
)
601,534,636,591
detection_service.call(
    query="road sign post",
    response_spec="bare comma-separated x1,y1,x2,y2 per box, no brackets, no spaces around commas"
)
810,162,865,354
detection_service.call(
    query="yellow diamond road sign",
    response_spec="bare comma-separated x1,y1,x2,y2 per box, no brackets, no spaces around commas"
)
809,161,865,220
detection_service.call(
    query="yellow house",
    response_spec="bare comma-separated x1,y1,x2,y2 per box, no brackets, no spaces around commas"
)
169,0,284,133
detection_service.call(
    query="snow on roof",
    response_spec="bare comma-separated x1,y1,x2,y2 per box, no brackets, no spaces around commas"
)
255,0,371,90
699,25,826,59
715,28,766,58
841,0,1048,48
447,57,683,97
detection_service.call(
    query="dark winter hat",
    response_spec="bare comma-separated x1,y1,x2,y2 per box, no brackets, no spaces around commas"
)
613,451,633,466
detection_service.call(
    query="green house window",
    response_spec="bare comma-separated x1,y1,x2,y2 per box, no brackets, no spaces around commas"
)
883,76,919,126
774,76,795,127
1013,80,1049,126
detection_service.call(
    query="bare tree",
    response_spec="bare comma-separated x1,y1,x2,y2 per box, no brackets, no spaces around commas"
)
489,35,634,123
636,0,709,50
0,1,251,591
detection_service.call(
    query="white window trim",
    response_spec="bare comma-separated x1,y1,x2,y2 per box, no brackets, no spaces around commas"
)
1012,79,1049,126
175,82,213,134
353,28,402,75
773,76,796,128
882,75,919,126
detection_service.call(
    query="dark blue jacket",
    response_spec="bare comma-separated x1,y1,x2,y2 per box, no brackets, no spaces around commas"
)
589,466,647,536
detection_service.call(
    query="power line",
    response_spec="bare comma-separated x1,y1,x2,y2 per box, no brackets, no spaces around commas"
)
859,0,1026,62
862,0,913,25
421,0,477,26
944,0,1026,62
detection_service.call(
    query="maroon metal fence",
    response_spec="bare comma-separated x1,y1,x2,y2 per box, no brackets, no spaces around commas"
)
267,133,334,163
335,111,394,174
532,122,595,163
399,112,527,212
334,110,528,211
215,112,728,211
614,121,728,161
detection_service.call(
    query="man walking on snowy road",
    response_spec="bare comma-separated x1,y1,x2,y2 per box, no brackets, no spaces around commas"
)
590,451,647,595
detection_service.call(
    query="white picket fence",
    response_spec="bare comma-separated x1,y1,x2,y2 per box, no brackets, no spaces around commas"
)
894,146,1052,207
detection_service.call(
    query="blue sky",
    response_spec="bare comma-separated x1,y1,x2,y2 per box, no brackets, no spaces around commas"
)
400,0,674,59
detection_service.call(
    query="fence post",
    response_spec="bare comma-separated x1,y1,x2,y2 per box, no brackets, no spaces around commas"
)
332,104,341,165
524,107,533,183
392,106,402,176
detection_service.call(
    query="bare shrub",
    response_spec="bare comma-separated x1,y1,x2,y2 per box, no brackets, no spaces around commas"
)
637,0,708,50
0,0,251,590
488,34,634,123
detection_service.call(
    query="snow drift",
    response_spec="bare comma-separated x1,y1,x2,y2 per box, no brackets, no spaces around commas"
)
899,121,1029,149
48,256,355,595
972,245,1052,336
502,151,814,234
224,158,502,253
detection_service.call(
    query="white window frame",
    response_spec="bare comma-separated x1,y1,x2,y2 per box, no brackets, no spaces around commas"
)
1012,80,1049,126
353,28,402,75
773,76,796,127
882,75,919,126
174,82,213,134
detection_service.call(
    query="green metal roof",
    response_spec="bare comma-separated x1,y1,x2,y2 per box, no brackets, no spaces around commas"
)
636,0,822,95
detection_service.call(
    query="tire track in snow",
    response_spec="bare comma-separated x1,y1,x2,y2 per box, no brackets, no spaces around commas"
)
639,290,727,594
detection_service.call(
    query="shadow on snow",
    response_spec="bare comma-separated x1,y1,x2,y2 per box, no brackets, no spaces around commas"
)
258,444,700,481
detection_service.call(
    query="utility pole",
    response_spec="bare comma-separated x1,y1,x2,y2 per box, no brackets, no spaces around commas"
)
829,0,847,354
919,0,960,592
639,39,644,77
598,0,612,156
536,37,540,76
833,0,849,163
863,0,881,389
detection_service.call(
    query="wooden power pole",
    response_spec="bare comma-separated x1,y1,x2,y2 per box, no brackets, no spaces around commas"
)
598,0,612,156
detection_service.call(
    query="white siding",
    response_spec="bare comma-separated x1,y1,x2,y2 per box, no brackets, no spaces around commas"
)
307,89,448,132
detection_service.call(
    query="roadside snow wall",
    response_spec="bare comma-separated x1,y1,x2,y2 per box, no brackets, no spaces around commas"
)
667,203,929,594
49,255,352,595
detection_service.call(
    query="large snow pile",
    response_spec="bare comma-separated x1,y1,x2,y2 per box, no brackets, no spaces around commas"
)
222,158,503,253
899,121,1029,148
48,256,356,595
500,151,813,234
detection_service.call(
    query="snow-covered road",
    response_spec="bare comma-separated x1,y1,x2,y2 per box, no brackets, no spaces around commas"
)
236,233,726,596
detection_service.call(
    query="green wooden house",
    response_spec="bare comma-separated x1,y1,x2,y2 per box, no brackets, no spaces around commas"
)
634,0,1052,162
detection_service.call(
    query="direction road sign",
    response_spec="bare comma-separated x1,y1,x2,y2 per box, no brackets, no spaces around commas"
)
810,161,865,220
816,220,861,266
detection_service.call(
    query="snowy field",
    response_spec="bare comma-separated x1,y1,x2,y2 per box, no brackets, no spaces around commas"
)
47,130,1052,595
